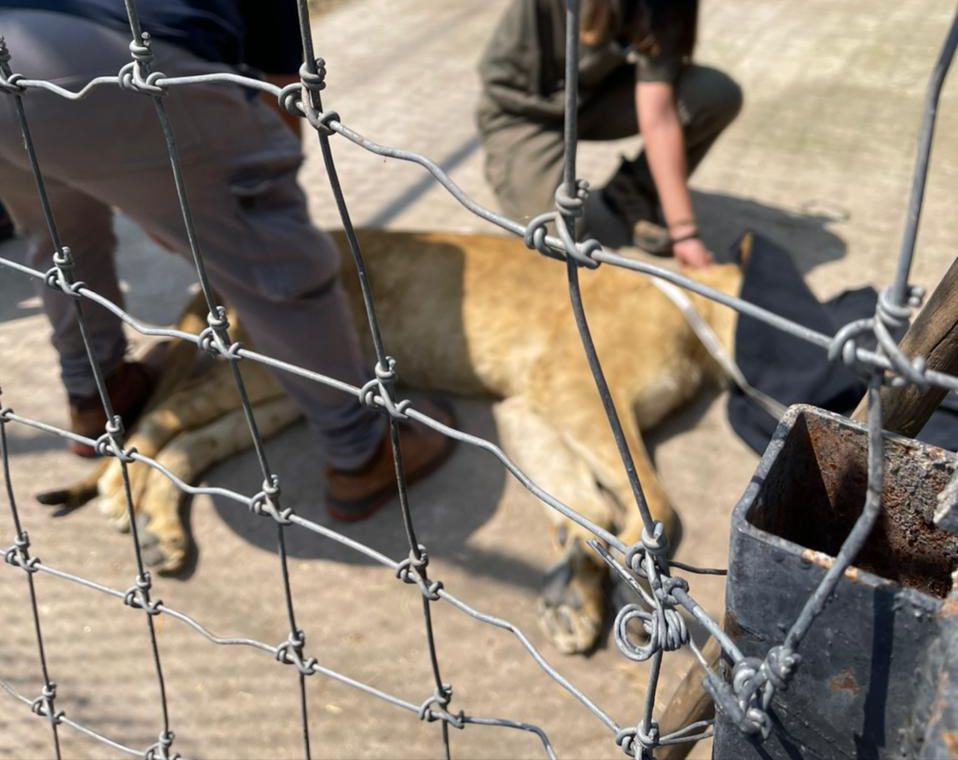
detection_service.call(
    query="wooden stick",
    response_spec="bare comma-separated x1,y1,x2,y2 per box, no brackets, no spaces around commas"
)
850,256,958,430
656,637,721,760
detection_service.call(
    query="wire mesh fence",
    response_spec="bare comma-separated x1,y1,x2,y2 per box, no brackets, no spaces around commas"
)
0,1,956,758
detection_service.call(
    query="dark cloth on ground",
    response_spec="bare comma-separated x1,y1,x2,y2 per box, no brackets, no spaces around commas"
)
727,235,958,453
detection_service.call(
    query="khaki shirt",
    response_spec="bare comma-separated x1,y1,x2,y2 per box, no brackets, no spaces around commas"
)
478,0,689,121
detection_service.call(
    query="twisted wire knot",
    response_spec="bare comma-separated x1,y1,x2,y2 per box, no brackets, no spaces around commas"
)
198,307,242,360
124,572,162,616
395,547,443,599
873,285,927,387
275,628,318,676
279,59,334,128
299,59,327,93
30,682,63,725
729,657,773,737
0,39,24,92
615,722,659,758
395,545,429,584
613,523,688,662
250,476,292,524
5,533,39,573
144,730,179,760
418,684,464,729
43,267,86,297
359,357,411,418
95,415,137,462
118,35,166,96
828,284,927,387
554,180,589,219
305,107,341,137
14,530,29,553
522,180,601,268
640,522,669,562
762,645,800,693
613,600,688,662
278,81,302,116
0,70,24,94
44,247,86,297
0,405,10,423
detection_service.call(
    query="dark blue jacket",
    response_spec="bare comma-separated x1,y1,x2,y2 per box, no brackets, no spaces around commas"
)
0,0,302,73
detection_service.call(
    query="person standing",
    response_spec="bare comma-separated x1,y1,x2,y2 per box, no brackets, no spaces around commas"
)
0,1,453,519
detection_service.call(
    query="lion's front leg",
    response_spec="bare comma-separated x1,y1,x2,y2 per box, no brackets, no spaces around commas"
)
96,359,285,529
134,396,302,574
494,395,617,655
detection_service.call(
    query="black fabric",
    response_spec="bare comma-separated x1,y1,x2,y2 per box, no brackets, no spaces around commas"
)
727,235,958,453
0,0,302,73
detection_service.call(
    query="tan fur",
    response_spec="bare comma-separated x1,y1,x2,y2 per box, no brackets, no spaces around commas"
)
43,228,742,654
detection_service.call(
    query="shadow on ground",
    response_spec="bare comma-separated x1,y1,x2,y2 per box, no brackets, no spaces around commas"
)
696,189,847,272
206,396,518,573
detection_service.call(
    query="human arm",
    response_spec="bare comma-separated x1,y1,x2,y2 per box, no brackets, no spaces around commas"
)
635,80,711,268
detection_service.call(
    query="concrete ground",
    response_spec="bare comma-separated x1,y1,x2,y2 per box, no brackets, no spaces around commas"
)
0,1,956,758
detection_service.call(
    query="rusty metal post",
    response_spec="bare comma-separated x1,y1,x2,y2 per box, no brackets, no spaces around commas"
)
714,405,958,758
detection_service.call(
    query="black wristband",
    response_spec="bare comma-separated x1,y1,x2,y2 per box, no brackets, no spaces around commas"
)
670,229,700,245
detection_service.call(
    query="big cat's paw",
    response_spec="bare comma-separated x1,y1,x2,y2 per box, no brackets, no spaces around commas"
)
537,550,605,655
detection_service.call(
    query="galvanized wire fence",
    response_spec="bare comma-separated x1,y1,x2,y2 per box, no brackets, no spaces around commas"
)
0,1,955,758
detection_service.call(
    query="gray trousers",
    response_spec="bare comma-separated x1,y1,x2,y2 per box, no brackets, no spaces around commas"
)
477,64,743,227
0,10,384,469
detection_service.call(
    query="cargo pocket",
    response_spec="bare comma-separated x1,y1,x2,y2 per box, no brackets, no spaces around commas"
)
228,167,339,303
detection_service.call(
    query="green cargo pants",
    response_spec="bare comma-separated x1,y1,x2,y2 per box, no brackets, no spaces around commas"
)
477,63,742,237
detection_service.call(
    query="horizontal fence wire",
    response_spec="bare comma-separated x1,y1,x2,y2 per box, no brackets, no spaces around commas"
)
0,1,955,758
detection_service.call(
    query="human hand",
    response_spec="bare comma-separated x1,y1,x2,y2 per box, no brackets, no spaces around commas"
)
672,236,713,268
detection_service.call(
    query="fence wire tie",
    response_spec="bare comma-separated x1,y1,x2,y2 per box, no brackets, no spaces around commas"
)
395,546,444,601
95,415,138,463
717,645,798,740
250,476,293,524
275,628,318,676
123,571,163,616
279,57,340,137
144,730,179,760
42,246,87,298
198,307,243,360
4,531,39,574
592,525,689,662
616,719,659,759
523,180,601,269
418,683,464,729
360,357,411,418
0,38,23,94
828,284,927,387
30,682,64,726
118,34,166,96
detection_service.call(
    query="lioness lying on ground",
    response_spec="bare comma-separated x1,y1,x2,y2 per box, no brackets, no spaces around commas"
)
38,228,741,655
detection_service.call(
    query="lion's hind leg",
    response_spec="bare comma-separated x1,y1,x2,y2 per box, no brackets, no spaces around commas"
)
494,395,617,655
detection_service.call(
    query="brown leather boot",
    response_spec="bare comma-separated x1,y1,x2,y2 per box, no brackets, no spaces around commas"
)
325,400,456,522
68,361,157,457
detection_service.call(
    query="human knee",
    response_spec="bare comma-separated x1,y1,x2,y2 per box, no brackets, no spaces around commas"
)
682,66,743,131
714,71,744,126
